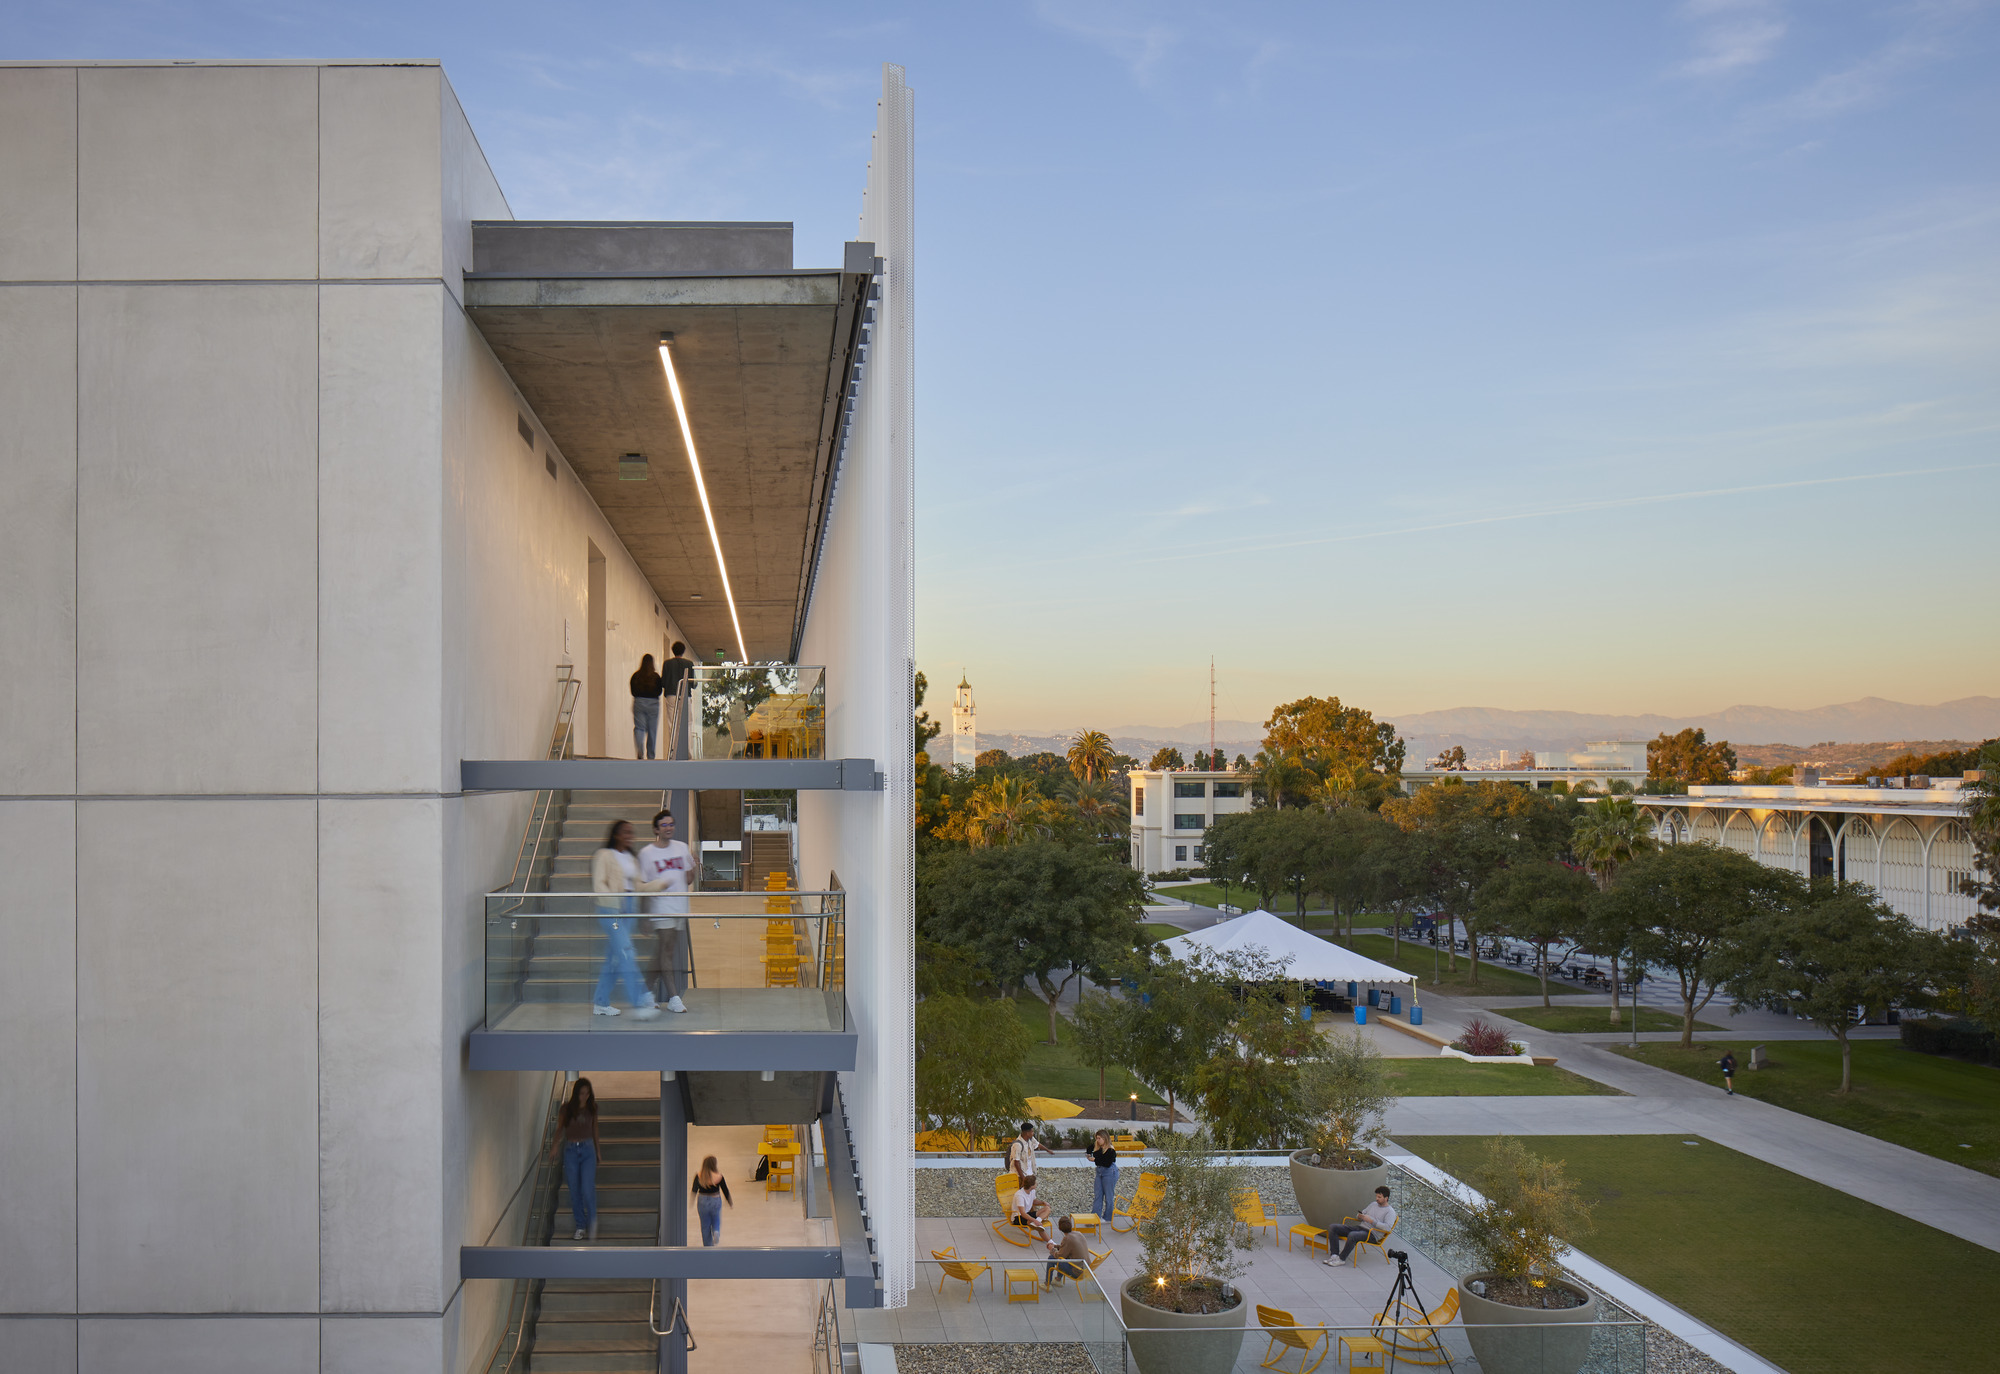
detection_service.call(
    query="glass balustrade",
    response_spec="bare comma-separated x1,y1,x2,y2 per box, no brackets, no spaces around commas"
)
485,889,845,1033
684,664,826,761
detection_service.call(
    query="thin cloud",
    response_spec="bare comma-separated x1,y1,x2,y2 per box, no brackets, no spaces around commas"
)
1034,0,1178,82
1677,0,1787,77
631,47,868,109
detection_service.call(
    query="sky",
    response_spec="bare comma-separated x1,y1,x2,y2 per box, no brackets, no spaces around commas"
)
17,1,2000,732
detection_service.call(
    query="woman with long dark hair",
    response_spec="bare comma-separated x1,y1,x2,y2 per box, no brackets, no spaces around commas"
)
631,654,664,759
552,1078,603,1240
691,1154,733,1246
590,820,659,1019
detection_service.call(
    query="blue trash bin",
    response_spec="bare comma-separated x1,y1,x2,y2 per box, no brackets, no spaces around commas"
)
1410,1005,1424,1026
1368,988,1381,1008
1300,1005,1313,1023
1389,993,1402,1015
1347,981,1358,1000
1353,1005,1368,1025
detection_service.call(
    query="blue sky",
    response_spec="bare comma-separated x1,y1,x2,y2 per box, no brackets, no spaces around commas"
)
19,1,1999,731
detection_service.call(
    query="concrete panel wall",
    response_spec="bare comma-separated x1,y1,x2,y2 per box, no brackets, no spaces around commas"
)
0,1317,76,1372
77,66,318,281
319,284,446,794
0,285,78,794
0,803,78,1312
76,284,319,795
0,67,78,280
78,1317,318,1374
439,75,510,306
318,67,444,281
75,799,319,1312
318,798,446,1312
322,1314,446,1374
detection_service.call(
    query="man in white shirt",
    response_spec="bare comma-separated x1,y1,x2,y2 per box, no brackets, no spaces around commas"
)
1008,1175,1051,1241
640,809,694,1013
1007,1123,1038,1183
1323,1186,1397,1268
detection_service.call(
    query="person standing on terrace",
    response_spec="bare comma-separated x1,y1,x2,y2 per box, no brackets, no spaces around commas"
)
591,821,661,1019
630,655,664,759
641,809,693,1013
658,640,695,758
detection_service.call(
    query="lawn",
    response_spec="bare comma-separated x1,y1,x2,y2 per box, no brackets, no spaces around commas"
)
1155,881,1336,922
1337,934,1587,998
1396,1134,2000,1374
1010,996,1165,1106
1381,1058,1621,1096
1139,922,1185,943
1612,1038,2000,1178
1499,1004,1721,1034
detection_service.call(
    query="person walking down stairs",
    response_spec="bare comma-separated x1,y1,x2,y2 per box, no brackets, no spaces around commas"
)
553,1078,603,1241
591,821,662,1019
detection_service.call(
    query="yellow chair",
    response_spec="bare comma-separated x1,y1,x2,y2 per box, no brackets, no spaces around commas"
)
1370,1288,1460,1366
1234,1190,1280,1245
1256,1305,1330,1374
1342,1213,1399,1267
931,1247,991,1301
1112,1134,1143,1151
991,1174,1036,1248
1074,1246,1112,1303
1286,1223,1329,1257
1110,1172,1165,1233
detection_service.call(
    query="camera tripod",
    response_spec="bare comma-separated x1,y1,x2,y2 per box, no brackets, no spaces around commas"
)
1371,1249,1455,1373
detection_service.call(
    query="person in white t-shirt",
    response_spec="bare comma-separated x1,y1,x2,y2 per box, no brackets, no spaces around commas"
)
639,809,694,1013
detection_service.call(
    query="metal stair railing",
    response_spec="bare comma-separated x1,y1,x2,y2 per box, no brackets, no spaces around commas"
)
478,1072,569,1374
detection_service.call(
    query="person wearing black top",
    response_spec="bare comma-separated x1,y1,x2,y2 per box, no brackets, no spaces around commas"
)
1088,1129,1119,1221
658,641,694,759
692,1154,733,1246
630,655,664,759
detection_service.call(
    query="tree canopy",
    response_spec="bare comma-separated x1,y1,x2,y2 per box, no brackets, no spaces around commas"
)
1647,727,1738,785
1147,745,1187,771
1262,695,1406,777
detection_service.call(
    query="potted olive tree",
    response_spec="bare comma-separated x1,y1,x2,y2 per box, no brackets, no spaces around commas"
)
1289,1029,1396,1230
1120,1127,1252,1374
1457,1137,1599,1374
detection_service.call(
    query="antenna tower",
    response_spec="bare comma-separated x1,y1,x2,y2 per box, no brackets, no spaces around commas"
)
1208,657,1216,766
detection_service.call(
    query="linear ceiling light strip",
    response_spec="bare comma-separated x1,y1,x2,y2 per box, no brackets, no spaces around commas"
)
658,338,749,663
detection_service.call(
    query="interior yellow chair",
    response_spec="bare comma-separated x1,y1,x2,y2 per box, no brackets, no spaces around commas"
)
764,1155,795,1195
931,1247,991,1301
1256,1305,1330,1374
1233,1190,1279,1245
991,1174,1035,1247
1371,1287,1461,1366
1343,1212,1399,1266
1111,1173,1165,1233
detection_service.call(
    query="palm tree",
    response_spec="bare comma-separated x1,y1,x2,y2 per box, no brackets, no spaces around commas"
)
1250,749,1307,810
963,776,1056,847
1067,729,1116,783
1061,775,1130,842
1572,796,1659,1024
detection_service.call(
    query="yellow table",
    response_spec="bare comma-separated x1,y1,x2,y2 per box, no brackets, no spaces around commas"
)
1004,1268,1042,1302
1288,1223,1329,1255
1070,1212,1101,1236
1338,1334,1388,1371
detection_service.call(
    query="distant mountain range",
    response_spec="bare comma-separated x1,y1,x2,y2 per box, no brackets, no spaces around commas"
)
980,696,2000,765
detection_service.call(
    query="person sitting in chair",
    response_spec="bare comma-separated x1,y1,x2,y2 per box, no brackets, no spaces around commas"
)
1045,1215,1090,1287
1009,1175,1052,1241
1322,1186,1397,1268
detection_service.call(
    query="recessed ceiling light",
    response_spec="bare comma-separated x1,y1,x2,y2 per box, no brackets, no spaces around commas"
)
689,593,704,600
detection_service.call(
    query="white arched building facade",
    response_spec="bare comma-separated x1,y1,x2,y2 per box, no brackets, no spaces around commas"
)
1636,784,1981,932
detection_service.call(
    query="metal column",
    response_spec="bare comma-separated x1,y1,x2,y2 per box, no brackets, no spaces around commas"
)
660,1074,689,1374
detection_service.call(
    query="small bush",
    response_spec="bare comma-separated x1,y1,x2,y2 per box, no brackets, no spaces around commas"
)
1453,1017,1521,1057
1900,1017,2000,1068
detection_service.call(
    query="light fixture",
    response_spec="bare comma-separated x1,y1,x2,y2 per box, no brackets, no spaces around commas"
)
760,1069,776,1082
619,452,649,481
658,333,748,662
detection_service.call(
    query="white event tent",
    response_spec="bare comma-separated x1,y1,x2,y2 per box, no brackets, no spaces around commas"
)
1158,909,1414,988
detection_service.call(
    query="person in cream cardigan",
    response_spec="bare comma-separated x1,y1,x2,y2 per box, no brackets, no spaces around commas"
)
591,819,666,1018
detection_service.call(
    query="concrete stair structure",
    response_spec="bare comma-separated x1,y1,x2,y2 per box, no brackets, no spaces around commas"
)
535,1096,661,1372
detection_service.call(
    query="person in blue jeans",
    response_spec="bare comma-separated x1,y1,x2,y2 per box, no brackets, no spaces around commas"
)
692,1156,734,1246
552,1078,602,1241
1088,1129,1119,1221
590,821,660,1019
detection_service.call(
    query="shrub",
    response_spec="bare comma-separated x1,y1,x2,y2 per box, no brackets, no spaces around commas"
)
1296,1029,1397,1167
1453,1017,1522,1057
1132,1126,1249,1312
1900,1017,2000,1068
1462,1137,1595,1307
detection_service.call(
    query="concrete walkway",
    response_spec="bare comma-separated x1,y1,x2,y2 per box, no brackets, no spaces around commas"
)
1384,989,2000,1256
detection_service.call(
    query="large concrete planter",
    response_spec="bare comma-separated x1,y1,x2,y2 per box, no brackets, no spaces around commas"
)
1120,1280,1247,1374
1288,1150,1388,1231
1457,1274,1598,1374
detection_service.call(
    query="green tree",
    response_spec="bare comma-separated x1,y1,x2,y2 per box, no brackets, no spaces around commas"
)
1262,695,1406,777
1068,729,1116,782
1069,989,1130,1106
915,993,1032,1151
1462,1138,1595,1302
1133,1126,1250,1305
1474,861,1596,1006
1604,842,1802,1047
975,747,1010,769
1570,797,1659,1022
1148,745,1187,771
913,670,942,755
1647,728,1738,785
1122,951,1238,1126
1249,748,1310,810
1726,881,1954,1092
1189,960,1316,1149
1296,1029,1397,1166
1059,774,1130,847
1431,745,1468,771
922,839,1146,1044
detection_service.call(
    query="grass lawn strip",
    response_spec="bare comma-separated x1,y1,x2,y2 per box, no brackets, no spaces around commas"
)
1613,1038,2000,1178
1396,1133,2000,1374
1380,1058,1622,1097
1010,995,1165,1107
1138,922,1184,943
1337,933,1587,998
1501,1004,1723,1034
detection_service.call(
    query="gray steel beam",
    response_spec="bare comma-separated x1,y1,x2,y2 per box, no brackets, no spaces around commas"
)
459,1245,842,1281
661,1075,688,1374
821,1082,880,1308
468,1028,857,1073
460,758,881,792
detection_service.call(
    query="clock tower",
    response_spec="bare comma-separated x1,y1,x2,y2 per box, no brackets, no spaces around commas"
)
950,675,978,771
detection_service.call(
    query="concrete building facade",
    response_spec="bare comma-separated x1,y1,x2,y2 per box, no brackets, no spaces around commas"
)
1400,741,1648,796
1128,769,1252,871
0,58,915,1373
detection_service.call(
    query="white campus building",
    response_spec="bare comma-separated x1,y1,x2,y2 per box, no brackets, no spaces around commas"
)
1128,769,1254,871
1400,740,1649,794
1635,782,1982,931
0,58,915,1373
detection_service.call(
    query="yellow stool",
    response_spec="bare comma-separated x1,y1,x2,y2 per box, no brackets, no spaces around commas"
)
1288,1223,1329,1256
1070,1213,1102,1236
1338,1335,1388,1371
1004,1268,1041,1302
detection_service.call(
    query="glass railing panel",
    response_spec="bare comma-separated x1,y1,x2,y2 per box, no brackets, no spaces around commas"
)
686,664,826,761
484,890,845,1034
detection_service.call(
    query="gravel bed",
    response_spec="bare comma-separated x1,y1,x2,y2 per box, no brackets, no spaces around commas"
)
892,1342,1114,1374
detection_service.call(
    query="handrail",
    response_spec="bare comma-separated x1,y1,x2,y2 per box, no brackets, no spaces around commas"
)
648,1287,697,1349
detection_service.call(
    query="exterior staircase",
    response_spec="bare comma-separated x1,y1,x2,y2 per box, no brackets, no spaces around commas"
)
531,1096,662,1372
743,830,793,894
513,790,669,1006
